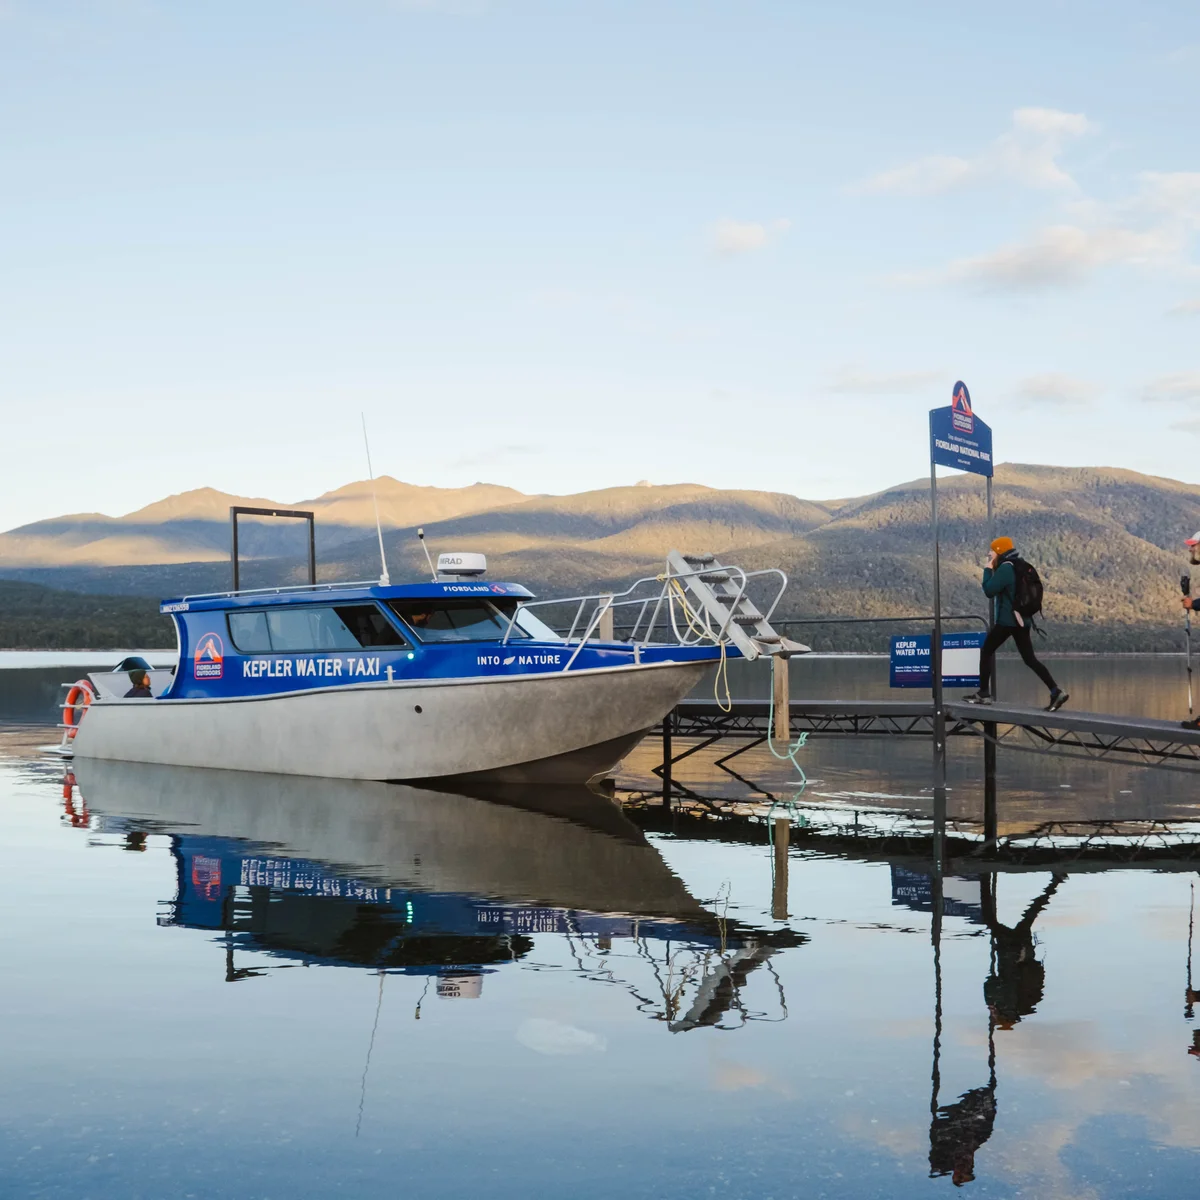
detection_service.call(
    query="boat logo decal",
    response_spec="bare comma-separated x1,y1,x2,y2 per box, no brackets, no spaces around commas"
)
191,855,222,899
194,632,225,679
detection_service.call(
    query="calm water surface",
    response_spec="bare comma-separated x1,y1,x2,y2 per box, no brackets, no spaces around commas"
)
3,655,1200,1198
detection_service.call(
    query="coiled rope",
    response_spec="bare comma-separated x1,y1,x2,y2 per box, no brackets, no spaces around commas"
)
660,574,732,712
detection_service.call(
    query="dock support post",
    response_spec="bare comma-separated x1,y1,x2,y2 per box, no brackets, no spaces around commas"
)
598,594,614,642
983,727,997,850
662,711,672,809
772,654,790,744
771,818,789,919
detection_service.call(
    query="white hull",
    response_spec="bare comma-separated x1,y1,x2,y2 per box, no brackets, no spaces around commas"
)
69,659,709,783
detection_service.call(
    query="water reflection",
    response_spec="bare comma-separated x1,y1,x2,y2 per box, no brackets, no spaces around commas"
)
65,760,803,1030
8,743,1200,1197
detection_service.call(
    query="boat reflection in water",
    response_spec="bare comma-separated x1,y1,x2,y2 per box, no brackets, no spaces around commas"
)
67,760,803,1029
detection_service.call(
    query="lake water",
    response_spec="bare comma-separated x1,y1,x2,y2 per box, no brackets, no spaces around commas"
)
3,655,1200,1198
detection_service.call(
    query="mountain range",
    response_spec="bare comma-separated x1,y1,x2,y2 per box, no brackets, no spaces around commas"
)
2,466,1198,651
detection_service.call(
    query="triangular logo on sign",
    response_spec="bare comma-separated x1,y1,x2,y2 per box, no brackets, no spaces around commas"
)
951,380,974,433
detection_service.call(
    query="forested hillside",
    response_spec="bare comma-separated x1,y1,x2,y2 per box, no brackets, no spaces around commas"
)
0,582,174,650
2,465,1197,652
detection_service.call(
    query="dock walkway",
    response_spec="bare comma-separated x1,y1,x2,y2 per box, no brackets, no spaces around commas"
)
662,699,1200,766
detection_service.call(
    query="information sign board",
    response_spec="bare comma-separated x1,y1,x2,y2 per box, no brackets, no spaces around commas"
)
890,632,985,689
929,381,993,477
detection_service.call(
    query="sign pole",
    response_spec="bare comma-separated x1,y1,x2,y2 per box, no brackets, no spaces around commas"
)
927,381,992,870
929,418,947,871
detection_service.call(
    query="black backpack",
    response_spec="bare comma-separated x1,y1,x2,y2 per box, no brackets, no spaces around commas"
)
1011,556,1044,623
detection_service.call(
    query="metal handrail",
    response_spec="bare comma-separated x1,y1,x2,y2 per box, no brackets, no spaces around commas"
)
510,561,788,651
171,580,382,605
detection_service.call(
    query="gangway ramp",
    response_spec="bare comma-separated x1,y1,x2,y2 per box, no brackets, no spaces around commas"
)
662,699,1200,768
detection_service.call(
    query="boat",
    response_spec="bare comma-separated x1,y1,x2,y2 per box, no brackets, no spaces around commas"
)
58,548,805,784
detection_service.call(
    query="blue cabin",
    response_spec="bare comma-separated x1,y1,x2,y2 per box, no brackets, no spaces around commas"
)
157,577,722,701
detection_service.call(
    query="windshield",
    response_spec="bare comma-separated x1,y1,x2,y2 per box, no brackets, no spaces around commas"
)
512,606,563,641
389,599,535,644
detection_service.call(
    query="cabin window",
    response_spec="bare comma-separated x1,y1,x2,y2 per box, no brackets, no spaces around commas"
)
388,599,533,643
333,605,410,647
228,611,272,653
227,604,410,653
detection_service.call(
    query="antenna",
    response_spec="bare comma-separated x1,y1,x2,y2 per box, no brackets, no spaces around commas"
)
361,414,390,586
417,527,437,582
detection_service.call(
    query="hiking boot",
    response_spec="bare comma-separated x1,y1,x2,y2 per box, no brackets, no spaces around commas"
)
1046,689,1070,712
1181,716,1200,731
961,691,993,705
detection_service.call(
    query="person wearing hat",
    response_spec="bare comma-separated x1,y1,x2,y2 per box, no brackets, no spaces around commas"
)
123,669,154,698
963,537,1069,711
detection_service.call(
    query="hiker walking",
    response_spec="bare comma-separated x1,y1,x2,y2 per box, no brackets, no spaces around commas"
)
1180,532,1200,730
964,537,1069,711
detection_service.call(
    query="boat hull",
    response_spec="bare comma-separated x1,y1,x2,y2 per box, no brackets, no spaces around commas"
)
69,659,709,783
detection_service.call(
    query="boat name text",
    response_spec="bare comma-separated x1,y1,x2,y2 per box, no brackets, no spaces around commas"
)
242,656,382,678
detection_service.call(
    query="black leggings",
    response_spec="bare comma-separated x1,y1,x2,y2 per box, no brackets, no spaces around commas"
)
979,624,1058,694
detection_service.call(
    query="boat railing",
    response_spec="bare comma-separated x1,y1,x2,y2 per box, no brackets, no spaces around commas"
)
511,562,789,654
168,580,384,606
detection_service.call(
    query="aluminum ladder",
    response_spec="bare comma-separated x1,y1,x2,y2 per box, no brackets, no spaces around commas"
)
665,550,809,661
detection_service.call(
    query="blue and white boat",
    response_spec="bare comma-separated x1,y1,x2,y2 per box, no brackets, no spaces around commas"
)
61,550,803,784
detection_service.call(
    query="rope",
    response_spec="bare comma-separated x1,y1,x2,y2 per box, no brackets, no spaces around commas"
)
767,671,809,790
659,574,733,712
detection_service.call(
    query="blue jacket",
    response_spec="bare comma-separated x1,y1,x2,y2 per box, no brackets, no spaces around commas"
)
982,552,1019,627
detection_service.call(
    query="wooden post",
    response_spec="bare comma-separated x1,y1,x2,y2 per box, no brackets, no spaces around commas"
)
662,710,672,809
772,654,790,744
771,819,789,919
598,594,614,641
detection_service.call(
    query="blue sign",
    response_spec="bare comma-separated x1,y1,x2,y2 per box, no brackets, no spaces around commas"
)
930,381,993,477
890,632,985,689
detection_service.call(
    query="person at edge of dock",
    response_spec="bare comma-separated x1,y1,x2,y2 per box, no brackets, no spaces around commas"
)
962,537,1069,712
1180,530,1200,731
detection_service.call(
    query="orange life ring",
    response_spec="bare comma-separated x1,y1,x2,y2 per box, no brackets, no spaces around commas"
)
63,680,95,739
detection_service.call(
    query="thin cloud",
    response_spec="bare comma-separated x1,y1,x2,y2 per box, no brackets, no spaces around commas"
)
889,156,1200,293
860,107,1091,196
1012,373,1098,409
1172,418,1200,435
942,224,1173,292
1169,298,1200,316
1142,373,1200,404
826,367,942,395
709,218,791,256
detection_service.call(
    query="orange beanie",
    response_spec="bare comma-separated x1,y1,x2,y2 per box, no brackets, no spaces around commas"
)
991,536,1014,555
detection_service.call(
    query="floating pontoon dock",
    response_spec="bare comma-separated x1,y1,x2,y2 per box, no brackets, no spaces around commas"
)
660,699,1200,768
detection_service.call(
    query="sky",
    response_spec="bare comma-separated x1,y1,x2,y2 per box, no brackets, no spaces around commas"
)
2,0,1199,531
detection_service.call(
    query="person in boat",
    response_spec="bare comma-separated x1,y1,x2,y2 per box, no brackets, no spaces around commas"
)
963,537,1068,712
124,670,154,698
